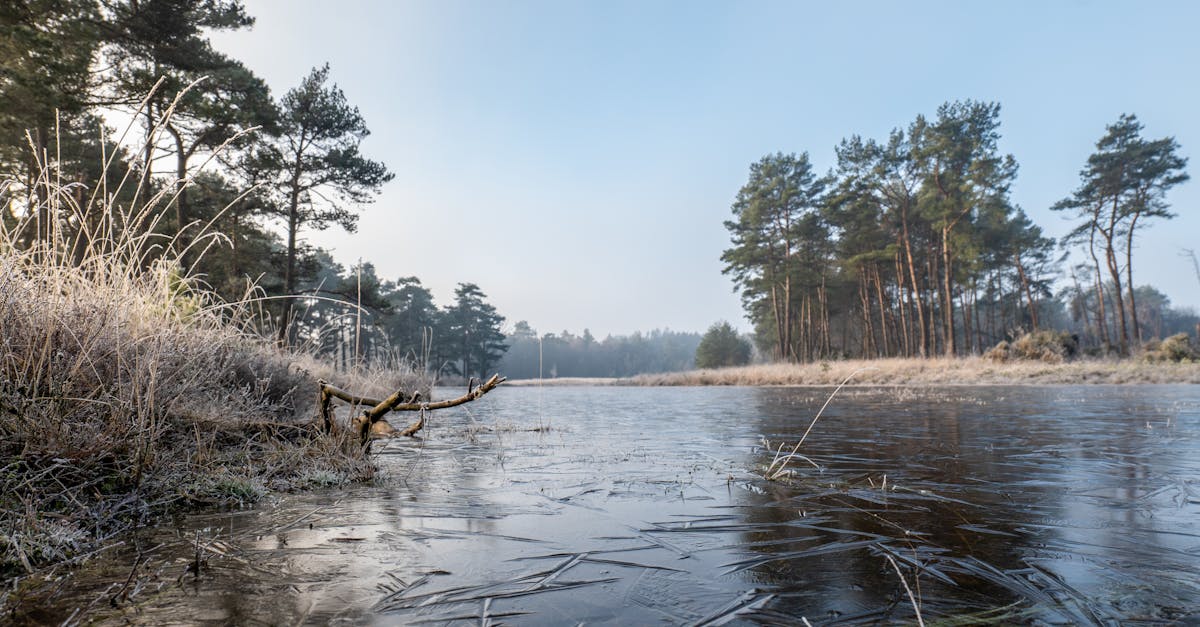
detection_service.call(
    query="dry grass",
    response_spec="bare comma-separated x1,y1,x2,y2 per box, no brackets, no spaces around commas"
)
762,369,867,481
983,330,1079,363
504,377,620,386
0,97,410,582
1143,334,1200,363
629,356,1200,386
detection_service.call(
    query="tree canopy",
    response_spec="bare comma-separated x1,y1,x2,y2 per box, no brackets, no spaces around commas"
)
722,101,1188,361
695,321,752,369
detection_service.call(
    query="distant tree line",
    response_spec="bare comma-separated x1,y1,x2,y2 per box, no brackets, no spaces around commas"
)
0,1,506,377
724,101,1191,361
499,324,700,379
293,260,507,379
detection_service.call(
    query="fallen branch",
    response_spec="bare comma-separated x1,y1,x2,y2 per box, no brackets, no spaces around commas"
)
318,374,506,443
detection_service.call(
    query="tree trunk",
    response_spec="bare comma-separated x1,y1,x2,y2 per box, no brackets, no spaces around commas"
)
894,248,911,357
168,125,189,244
859,270,874,358
783,274,793,361
900,206,927,357
873,265,891,357
958,290,972,354
927,251,940,355
819,277,831,358
1087,226,1110,350
941,226,956,356
1124,211,1142,345
769,282,784,361
971,279,982,351
1102,196,1129,354
276,172,302,346
1014,252,1038,330
1103,234,1129,354
1069,268,1092,345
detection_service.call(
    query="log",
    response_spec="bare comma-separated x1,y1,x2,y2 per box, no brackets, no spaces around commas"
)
319,374,506,443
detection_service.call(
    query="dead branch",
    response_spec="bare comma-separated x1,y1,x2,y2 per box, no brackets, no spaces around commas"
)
318,374,506,443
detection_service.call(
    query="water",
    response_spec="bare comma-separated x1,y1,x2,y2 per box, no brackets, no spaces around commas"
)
26,385,1200,624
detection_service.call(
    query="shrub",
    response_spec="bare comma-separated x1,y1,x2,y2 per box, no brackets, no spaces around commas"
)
695,321,752,369
1143,333,1198,363
983,340,1011,362
985,331,1078,363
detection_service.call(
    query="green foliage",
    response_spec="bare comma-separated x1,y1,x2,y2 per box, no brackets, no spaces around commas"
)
719,99,1188,363
1052,114,1189,353
721,152,829,362
253,64,393,344
0,0,100,165
725,102,1044,362
380,277,440,366
441,283,507,379
695,321,752,369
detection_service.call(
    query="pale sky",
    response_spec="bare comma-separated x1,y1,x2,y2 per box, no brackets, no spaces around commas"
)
210,0,1200,337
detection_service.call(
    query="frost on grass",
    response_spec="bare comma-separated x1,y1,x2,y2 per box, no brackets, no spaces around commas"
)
0,116,395,578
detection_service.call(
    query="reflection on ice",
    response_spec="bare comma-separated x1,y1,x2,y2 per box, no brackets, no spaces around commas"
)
32,385,1200,624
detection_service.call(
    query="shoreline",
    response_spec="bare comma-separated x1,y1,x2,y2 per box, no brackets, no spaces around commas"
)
632,357,1200,386
505,357,1200,387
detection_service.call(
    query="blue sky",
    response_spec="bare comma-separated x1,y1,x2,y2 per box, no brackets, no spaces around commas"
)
211,0,1200,337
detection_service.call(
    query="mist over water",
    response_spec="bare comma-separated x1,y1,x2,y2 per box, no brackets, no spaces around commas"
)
41,385,1200,624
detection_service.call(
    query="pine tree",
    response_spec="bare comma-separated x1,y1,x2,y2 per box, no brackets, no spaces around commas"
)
256,65,393,345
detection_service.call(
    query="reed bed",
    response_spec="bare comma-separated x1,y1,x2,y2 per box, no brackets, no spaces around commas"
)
630,356,1200,386
0,104,407,584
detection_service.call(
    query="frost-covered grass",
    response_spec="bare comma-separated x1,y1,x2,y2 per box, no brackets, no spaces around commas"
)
0,110,407,582
630,356,1200,386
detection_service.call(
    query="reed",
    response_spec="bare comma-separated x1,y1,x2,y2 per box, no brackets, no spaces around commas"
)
763,369,867,481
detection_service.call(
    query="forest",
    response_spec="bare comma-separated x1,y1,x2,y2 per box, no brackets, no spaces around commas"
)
499,324,701,379
4,4,1197,379
723,102,1197,362
0,0,518,379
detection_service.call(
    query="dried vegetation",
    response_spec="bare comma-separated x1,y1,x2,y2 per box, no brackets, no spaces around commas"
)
983,330,1079,363
0,115,408,583
631,354,1200,386
1142,333,1200,363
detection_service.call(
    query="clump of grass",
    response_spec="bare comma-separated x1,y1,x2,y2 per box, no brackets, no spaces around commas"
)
0,96,392,581
206,474,269,505
984,330,1079,363
1142,333,1199,363
295,468,347,489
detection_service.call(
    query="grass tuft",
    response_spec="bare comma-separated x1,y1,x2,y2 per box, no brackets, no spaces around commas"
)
984,331,1079,363
1142,333,1200,363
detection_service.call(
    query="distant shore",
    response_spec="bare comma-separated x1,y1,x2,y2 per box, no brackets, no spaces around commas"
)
632,357,1200,386
505,358,1200,387
504,377,621,386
